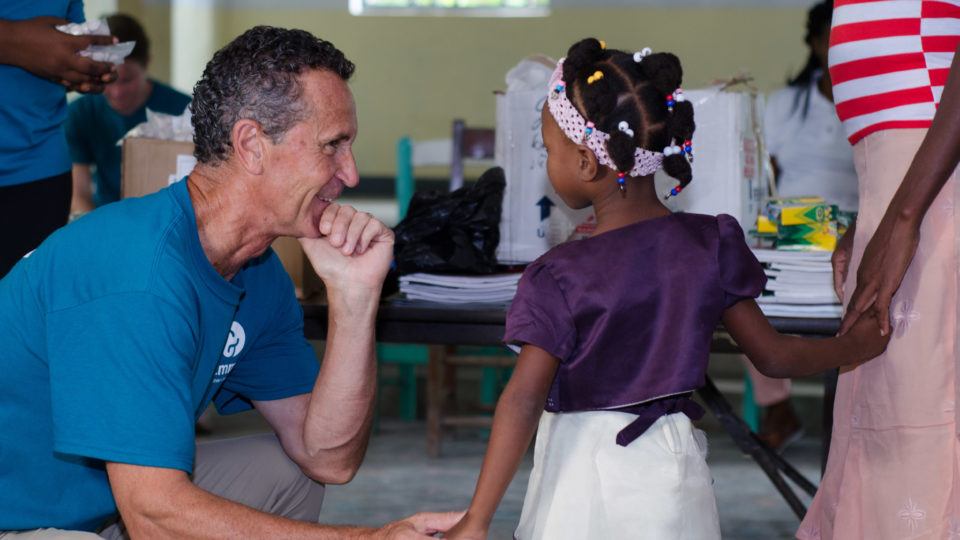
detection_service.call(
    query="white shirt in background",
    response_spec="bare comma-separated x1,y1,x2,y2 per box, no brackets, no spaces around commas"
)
764,76,859,213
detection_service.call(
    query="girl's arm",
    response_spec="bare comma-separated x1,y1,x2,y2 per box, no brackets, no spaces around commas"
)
722,298,890,378
445,344,559,539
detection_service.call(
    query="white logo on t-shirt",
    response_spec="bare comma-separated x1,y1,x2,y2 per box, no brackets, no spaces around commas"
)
222,321,246,358
212,362,236,384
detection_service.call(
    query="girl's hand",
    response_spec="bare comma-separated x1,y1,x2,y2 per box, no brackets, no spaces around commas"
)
441,515,488,540
843,306,892,362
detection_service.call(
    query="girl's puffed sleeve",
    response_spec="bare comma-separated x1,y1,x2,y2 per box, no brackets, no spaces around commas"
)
717,214,767,309
504,260,575,361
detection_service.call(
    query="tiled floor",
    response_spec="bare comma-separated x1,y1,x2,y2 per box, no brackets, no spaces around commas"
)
202,408,819,539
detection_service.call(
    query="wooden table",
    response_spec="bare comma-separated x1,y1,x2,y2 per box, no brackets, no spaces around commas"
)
301,297,840,520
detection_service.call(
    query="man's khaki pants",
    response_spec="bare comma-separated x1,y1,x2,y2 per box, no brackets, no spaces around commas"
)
0,434,325,539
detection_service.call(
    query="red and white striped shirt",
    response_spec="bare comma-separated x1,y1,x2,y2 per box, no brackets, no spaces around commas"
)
830,0,960,144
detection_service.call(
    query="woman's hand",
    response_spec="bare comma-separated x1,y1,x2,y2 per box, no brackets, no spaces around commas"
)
831,220,855,300
839,215,920,337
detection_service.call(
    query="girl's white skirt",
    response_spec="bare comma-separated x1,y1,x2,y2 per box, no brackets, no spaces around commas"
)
515,411,721,540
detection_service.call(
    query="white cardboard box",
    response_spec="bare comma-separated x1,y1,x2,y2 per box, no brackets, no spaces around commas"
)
656,87,766,232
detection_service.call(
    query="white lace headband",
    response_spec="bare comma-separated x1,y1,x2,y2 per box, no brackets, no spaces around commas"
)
546,58,663,179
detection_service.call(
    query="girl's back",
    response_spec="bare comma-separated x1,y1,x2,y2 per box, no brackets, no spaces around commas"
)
507,212,764,415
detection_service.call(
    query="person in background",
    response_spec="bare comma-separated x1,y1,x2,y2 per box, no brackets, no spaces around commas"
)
744,0,857,451
798,1,960,538
0,1,117,278
443,38,888,540
65,13,191,214
0,26,458,539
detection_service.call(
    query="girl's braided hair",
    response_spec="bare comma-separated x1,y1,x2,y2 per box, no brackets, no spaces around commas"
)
562,38,695,186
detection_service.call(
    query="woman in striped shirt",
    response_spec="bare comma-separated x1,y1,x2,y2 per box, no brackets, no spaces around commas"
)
799,1,960,538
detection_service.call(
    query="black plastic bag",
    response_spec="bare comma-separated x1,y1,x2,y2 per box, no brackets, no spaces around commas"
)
393,167,505,275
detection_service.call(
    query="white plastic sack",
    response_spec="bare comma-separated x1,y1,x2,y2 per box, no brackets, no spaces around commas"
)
122,108,194,143
495,57,592,265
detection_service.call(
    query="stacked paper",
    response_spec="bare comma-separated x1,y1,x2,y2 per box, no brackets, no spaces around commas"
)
399,273,521,304
752,249,842,318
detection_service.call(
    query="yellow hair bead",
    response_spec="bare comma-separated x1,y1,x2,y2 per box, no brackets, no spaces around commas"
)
587,70,604,84
599,40,607,49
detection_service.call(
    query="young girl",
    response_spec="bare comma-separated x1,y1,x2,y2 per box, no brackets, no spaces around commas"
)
444,38,890,540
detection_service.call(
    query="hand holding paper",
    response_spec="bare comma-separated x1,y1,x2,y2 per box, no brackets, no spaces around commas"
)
57,20,135,66
0,16,119,93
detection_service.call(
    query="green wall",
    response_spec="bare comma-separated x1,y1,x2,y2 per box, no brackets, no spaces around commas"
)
117,4,809,177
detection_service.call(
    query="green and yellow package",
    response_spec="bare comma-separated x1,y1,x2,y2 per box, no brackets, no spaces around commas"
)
755,196,840,251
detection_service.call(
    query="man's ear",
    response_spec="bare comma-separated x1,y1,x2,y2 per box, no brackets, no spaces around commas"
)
232,119,265,175
575,144,601,182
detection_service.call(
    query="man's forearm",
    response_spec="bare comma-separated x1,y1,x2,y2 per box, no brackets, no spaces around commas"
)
111,465,376,540
300,287,380,480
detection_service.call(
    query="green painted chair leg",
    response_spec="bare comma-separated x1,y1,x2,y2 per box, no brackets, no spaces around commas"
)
742,374,761,433
398,364,418,421
480,367,499,407
500,366,513,387
376,343,428,423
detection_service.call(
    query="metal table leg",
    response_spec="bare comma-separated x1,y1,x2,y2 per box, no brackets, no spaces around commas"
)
698,376,818,520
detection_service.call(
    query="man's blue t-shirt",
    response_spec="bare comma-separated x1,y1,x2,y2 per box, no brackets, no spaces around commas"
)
65,80,191,206
0,180,319,531
0,0,84,186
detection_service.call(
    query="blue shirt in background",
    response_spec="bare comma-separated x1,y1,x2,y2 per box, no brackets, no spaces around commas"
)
0,0,84,186
0,180,319,531
65,80,191,206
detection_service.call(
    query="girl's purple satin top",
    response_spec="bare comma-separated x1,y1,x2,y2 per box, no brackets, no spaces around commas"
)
505,212,766,421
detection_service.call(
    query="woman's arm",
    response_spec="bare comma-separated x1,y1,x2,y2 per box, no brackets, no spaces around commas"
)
842,43,960,335
445,344,559,539
723,299,889,378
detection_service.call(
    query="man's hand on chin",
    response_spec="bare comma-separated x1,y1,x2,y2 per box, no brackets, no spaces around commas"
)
299,203,394,297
